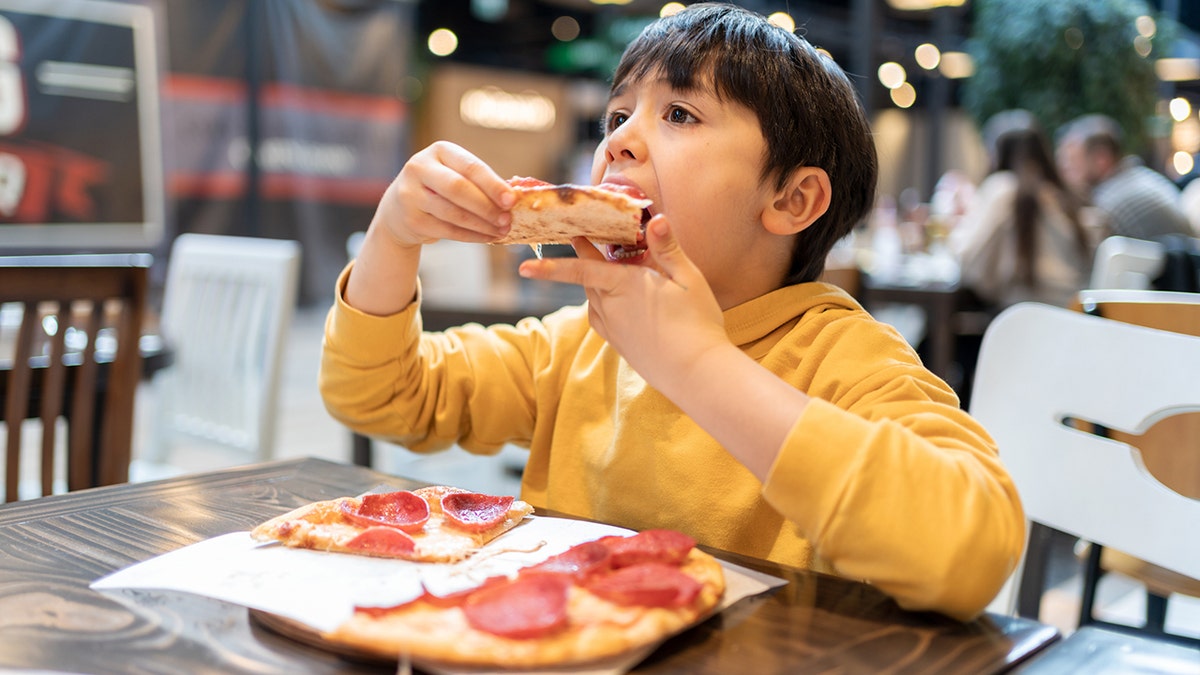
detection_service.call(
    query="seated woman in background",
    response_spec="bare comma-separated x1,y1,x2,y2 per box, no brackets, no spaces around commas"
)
951,110,1103,309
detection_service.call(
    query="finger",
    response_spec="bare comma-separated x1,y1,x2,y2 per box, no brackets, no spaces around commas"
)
644,215,698,290
433,142,516,213
409,182,509,239
406,145,509,237
517,257,621,293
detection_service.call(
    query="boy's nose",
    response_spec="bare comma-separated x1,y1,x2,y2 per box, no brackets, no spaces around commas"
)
605,146,637,163
603,120,644,164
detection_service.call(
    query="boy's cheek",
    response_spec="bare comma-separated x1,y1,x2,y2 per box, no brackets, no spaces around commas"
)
590,143,608,182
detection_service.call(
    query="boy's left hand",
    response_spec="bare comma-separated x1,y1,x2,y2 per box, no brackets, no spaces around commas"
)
518,215,728,385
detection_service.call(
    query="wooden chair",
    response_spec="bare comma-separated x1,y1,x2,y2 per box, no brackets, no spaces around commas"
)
0,254,151,501
972,302,1200,647
147,234,300,464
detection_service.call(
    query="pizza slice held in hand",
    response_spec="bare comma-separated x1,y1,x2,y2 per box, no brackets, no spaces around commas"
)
495,176,652,246
250,485,534,563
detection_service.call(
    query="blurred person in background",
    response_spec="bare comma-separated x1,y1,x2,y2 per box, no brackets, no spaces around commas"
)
952,109,1099,310
1182,170,1200,235
1056,113,1194,241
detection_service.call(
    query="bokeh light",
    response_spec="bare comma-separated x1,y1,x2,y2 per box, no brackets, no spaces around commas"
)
1173,151,1194,176
660,2,685,17
768,12,795,33
427,28,458,57
1170,97,1192,122
914,43,941,70
551,16,580,42
877,61,906,89
890,82,916,108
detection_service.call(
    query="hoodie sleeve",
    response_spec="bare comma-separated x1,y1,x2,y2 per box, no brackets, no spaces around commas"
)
761,309,1025,621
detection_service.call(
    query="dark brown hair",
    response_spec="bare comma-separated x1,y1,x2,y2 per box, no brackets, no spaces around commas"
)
610,3,878,284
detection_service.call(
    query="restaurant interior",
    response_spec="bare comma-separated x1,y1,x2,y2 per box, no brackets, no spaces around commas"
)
1,0,1200,672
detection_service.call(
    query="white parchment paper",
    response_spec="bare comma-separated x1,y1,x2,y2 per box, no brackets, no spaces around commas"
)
92,515,785,674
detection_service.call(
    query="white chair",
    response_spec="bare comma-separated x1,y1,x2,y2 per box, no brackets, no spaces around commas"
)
1089,235,1165,289
147,234,301,464
972,303,1200,646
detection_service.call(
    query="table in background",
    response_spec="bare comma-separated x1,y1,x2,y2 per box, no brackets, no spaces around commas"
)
0,457,1058,674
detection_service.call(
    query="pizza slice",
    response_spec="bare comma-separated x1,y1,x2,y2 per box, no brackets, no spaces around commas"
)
323,528,726,668
494,176,652,246
250,485,534,563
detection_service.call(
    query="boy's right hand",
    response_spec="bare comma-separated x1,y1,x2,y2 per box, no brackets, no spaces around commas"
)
346,142,514,316
377,141,516,248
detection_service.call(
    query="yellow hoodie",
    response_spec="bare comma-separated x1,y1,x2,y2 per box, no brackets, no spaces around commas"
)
319,266,1024,621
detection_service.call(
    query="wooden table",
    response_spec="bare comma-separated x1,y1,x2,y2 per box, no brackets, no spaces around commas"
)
0,457,1059,674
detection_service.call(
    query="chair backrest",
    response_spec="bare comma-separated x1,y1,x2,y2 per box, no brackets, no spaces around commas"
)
1089,235,1165,290
1075,289,1200,500
971,303,1200,611
153,234,301,462
0,254,150,501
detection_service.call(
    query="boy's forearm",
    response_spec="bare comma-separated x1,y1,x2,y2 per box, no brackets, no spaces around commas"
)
344,223,422,316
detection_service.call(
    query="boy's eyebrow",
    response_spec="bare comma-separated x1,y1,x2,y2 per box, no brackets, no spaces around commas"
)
609,77,712,102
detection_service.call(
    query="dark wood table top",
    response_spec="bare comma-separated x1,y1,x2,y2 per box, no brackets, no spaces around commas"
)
0,458,1059,674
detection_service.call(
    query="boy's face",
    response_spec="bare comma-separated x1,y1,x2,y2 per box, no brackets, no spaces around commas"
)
591,73,784,307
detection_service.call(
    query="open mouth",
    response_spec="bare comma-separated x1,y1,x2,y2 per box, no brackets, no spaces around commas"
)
604,208,652,263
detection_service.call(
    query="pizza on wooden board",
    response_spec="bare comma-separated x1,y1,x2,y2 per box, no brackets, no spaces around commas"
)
250,485,534,563
324,528,726,668
495,176,653,246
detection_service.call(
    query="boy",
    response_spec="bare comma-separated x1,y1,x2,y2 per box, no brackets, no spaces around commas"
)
320,3,1023,621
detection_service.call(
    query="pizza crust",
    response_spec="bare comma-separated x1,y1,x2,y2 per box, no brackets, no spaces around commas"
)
494,183,651,246
322,548,726,668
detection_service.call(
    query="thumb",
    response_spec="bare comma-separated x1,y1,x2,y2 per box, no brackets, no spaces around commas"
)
646,214,699,289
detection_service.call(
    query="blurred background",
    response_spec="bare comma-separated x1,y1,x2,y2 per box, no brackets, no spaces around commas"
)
0,0,1197,304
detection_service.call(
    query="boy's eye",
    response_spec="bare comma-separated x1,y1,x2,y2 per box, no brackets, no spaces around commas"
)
603,112,629,134
667,106,697,124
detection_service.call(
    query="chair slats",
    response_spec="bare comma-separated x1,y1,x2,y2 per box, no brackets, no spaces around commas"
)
150,235,299,463
39,302,69,495
0,255,150,501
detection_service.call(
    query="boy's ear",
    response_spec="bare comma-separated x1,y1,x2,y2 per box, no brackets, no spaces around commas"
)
763,167,831,236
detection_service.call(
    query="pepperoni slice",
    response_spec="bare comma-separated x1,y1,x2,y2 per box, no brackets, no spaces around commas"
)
344,526,417,557
599,529,696,568
522,540,612,581
508,176,552,188
463,575,570,640
441,493,514,532
585,562,702,608
339,491,430,533
421,575,509,608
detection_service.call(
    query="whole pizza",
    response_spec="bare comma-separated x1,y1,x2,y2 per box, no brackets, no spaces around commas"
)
251,486,726,668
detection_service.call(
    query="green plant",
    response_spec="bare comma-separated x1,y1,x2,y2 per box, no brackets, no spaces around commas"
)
962,0,1173,155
